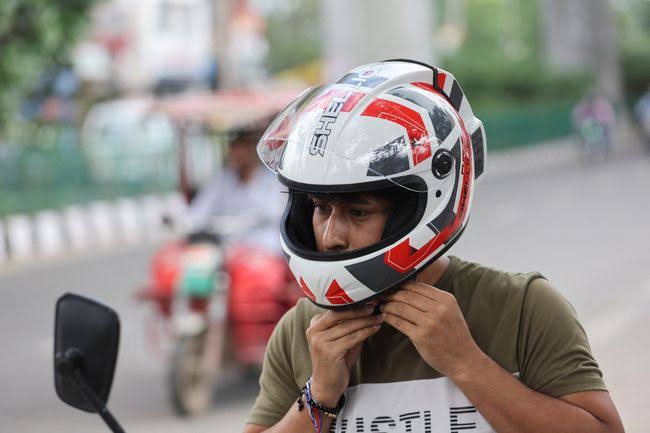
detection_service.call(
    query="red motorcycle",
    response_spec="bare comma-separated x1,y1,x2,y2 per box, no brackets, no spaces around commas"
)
136,217,301,416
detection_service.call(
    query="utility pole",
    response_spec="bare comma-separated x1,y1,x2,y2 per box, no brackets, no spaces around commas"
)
443,0,466,30
587,0,622,103
213,0,235,89
321,0,436,81
541,0,622,103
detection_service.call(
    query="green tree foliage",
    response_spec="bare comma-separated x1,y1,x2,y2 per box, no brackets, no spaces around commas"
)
618,0,650,100
264,0,321,74
0,0,99,133
441,0,589,110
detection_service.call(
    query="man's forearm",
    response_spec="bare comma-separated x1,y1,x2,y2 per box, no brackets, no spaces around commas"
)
450,350,617,433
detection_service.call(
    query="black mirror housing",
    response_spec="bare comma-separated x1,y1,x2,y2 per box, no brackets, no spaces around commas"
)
54,293,120,413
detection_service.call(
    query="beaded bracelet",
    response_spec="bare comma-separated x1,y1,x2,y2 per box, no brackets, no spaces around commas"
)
296,377,346,433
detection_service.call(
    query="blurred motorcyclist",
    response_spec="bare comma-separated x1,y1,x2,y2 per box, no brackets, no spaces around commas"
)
188,125,286,254
572,92,616,132
571,92,616,161
140,124,297,417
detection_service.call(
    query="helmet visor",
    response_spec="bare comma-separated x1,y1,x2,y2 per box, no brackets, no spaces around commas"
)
258,84,457,193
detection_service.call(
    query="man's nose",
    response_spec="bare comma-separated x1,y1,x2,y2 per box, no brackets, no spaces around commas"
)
321,211,350,252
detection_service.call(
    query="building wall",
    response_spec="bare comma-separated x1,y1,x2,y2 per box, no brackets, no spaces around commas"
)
79,0,214,91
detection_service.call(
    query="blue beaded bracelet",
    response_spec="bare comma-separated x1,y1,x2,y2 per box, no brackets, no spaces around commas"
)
296,377,346,433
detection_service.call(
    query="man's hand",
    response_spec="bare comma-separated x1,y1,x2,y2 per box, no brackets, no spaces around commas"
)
380,282,480,379
306,303,383,406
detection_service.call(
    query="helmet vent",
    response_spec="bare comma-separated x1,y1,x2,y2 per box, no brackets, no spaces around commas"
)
433,149,454,179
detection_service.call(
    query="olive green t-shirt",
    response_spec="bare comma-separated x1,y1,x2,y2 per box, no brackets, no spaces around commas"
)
247,256,606,431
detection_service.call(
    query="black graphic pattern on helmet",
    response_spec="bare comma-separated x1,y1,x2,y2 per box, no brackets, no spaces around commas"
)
387,87,455,144
345,253,408,293
367,136,411,177
471,128,484,180
448,81,464,112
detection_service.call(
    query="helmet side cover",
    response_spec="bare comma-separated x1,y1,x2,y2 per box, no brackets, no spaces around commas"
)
263,60,487,308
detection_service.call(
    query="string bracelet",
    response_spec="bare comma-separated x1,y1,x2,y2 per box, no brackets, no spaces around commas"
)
295,377,346,433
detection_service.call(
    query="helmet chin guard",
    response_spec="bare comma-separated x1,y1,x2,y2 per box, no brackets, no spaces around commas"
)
258,59,487,309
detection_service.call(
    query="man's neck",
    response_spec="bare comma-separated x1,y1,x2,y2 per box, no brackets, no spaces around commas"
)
415,255,451,288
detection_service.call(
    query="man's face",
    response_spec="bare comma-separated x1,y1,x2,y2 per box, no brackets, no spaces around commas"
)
228,139,257,172
310,192,392,253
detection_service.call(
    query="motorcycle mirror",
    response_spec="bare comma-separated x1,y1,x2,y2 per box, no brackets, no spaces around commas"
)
53,293,125,433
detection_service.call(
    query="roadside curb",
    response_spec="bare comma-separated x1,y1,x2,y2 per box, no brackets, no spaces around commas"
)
0,192,188,266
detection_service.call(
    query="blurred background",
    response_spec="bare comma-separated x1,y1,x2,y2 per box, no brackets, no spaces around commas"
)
0,0,649,432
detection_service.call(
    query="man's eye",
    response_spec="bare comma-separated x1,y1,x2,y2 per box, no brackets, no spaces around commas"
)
348,208,368,218
313,203,331,214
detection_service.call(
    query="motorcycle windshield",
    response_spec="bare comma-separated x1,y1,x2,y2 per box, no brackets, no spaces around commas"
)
257,85,455,193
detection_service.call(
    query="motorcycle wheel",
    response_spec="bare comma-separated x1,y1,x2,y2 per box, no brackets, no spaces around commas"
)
169,331,221,416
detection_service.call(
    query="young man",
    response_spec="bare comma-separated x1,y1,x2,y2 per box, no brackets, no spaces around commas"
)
244,60,624,433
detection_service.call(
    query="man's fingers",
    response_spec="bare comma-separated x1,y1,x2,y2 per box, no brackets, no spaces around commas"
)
385,289,433,312
381,312,417,337
324,315,384,341
402,281,453,303
380,300,424,325
335,324,381,352
309,305,375,332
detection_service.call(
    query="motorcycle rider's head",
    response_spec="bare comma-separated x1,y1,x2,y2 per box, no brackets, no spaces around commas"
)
228,126,264,181
257,59,487,309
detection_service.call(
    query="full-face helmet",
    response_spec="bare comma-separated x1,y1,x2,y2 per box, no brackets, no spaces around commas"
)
258,59,486,309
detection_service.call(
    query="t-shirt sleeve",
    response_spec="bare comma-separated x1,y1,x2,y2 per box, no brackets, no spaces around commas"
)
517,278,607,398
247,306,302,427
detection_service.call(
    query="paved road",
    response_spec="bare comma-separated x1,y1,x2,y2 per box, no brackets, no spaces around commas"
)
1,144,649,433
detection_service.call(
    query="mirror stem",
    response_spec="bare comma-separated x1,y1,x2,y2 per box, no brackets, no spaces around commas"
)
56,348,126,433
72,369,126,433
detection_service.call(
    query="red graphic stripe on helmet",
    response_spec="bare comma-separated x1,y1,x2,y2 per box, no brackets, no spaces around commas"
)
305,88,365,114
325,279,354,305
384,132,474,273
410,82,435,92
410,81,448,101
299,277,317,302
437,72,447,90
361,98,432,165
411,72,448,94
342,92,364,112
265,116,292,150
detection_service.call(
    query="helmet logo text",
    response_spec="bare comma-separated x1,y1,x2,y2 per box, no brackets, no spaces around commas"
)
309,73,378,157
309,97,345,156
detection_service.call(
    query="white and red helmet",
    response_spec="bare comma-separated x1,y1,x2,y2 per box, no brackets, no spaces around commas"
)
258,59,486,309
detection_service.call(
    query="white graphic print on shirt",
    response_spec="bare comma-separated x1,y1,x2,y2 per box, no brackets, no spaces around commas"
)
330,377,496,433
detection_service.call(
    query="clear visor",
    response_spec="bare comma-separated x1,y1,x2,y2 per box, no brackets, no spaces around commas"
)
258,85,454,193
